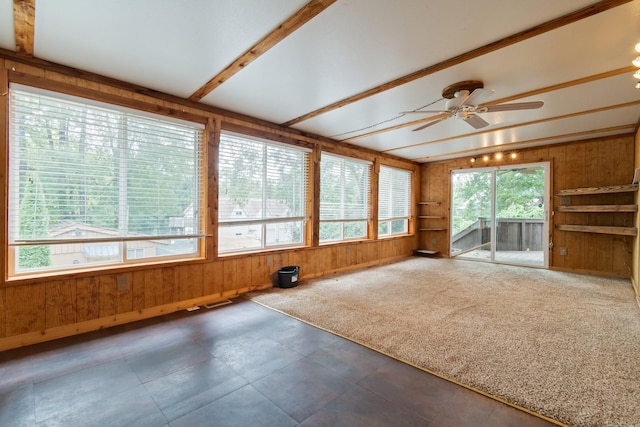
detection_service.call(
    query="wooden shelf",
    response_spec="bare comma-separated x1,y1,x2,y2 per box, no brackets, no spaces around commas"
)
417,202,445,260
554,183,637,236
556,184,638,196
555,224,637,236
556,205,637,213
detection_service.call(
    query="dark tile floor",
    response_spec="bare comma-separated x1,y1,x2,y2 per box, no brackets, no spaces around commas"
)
0,298,556,426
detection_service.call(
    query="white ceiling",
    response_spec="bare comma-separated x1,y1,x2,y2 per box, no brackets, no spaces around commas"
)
2,0,639,163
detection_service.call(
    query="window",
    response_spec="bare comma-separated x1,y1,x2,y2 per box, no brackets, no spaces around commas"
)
8,85,204,276
218,132,309,253
320,153,370,242
378,165,412,236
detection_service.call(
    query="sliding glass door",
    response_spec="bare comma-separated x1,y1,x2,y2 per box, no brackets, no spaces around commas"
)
450,162,549,267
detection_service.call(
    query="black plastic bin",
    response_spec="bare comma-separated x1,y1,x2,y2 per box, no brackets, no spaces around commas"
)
277,266,300,288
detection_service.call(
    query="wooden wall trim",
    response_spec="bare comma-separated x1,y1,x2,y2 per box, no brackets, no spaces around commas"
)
310,147,321,247
13,0,35,56
1,63,7,286
189,0,337,101
370,159,380,240
206,118,220,261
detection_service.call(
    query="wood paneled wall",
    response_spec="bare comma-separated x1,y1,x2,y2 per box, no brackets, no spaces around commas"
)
633,126,640,297
421,136,636,278
0,55,418,350
0,238,415,350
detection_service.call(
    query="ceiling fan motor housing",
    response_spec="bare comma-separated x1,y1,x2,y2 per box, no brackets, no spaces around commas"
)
441,80,484,99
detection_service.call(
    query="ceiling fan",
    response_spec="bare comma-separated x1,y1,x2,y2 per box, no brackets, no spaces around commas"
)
403,80,544,131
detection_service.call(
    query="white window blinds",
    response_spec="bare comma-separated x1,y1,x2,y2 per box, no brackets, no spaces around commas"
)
378,165,411,236
319,153,371,241
8,85,204,274
218,132,309,252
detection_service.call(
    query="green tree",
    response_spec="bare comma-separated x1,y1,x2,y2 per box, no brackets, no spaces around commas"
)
18,171,51,269
451,168,545,235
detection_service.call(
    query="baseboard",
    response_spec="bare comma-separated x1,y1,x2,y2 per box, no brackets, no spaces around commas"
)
549,266,632,280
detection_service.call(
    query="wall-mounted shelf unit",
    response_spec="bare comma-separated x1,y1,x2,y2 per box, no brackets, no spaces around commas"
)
554,183,638,236
417,201,446,231
415,201,446,256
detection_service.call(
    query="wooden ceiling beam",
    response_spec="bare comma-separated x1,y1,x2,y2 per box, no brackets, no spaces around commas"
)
282,0,633,127
412,125,636,162
189,0,336,102
13,0,36,57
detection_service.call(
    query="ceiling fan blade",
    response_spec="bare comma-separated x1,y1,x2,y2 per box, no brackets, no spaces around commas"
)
463,114,490,129
400,110,448,114
461,88,494,107
412,117,447,131
483,101,544,112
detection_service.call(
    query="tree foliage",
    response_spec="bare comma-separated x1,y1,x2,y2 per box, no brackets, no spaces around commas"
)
11,90,200,270
452,168,545,235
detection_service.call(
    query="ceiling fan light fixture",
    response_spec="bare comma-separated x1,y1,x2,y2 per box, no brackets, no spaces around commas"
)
634,69,640,79
636,82,640,90
633,56,640,67
636,42,640,53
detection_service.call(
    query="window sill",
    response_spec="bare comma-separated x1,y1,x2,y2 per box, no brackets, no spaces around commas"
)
4,256,206,286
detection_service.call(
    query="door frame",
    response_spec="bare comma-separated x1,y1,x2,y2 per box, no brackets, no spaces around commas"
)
450,161,550,268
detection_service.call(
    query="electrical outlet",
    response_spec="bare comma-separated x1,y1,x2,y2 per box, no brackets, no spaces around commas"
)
266,255,273,267
345,246,350,254
431,238,437,244
559,247,568,256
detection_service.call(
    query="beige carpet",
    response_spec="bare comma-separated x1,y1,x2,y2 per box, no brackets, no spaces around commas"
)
247,257,640,427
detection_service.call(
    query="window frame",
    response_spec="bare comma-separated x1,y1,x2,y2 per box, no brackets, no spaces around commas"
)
378,164,412,237
6,84,207,278
319,152,372,243
217,131,310,255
